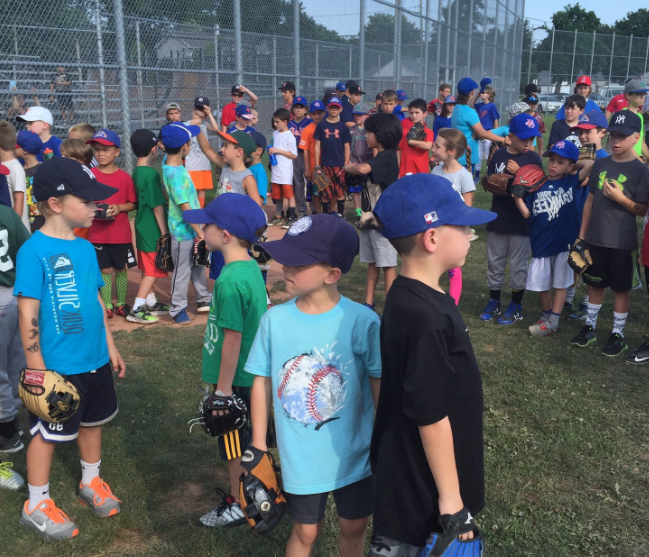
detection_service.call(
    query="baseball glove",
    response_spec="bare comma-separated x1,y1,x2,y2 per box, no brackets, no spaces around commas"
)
193,238,211,267
568,239,593,276
510,164,547,197
312,167,331,193
250,235,272,265
344,172,366,189
407,122,427,143
189,389,248,437
18,368,81,423
482,173,514,197
578,143,596,161
419,507,484,557
239,446,288,536
155,233,174,272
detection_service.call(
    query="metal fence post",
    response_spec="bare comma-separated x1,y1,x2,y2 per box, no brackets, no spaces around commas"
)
445,0,451,83
491,0,499,82
112,0,132,172
135,20,145,127
213,25,221,115
608,32,616,86
480,0,486,79
626,34,633,81
234,0,243,84
589,30,596,77
437,0,444,84
644,36,649,77
272,37,277,111
95,0,108,129
359,0,366,88
548,27,555,92
315,43,319,94
527,29,533,84
394,0,401,86
423,0,430,99
451,0,459,86
570,29,577,84
467,0,474,77
378,53,382,92
293,0,300,92
349,46,353,80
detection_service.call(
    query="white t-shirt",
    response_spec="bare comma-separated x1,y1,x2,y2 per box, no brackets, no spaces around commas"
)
271,130,297,185
183,121,211,172
432,165,476,196
4,158,29,230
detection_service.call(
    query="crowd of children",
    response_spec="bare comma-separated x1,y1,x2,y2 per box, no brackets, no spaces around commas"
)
1,74,649,557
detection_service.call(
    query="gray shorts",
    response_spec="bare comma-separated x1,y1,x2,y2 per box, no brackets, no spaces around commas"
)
360,229,397,268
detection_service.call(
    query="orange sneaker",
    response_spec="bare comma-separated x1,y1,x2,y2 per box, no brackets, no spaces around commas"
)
20,499,80,539
78,477,121,517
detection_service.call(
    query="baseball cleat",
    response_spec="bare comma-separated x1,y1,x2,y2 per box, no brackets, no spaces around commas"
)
200,489,246,528
478,299,501,321
126,307,159,324
0,461,24,491
601,333,627,358
497,302,523,325
571,325,597,347
529,321,556,337
145,301,170,315
78,477,121,517
20,499,79,539
625,341,649,364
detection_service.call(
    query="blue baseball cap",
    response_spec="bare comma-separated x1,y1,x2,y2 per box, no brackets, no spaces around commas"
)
16,130,43,154
479,77,492,93
160,122,201,149
543,139,579,163
249,131,267,151
457,78,479,95
509,113,542,139
443,95,457,104
327,96,343,108
183,193,267,243
88,129,120,149
335,82,346,92
374,174,496,240
396,89,408,101
293,96,308,107
573,109,608,130
235,104,253,119
258,214,359,274
309,100,326,113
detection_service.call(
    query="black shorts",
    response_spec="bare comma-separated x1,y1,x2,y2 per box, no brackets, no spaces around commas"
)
286,475,374,524
57,93,74,111
93,242,137,271
29,362,118,443
583,245,634,292
216,385,276,461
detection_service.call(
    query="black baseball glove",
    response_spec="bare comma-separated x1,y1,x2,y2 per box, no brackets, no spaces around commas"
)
419,507,484,556
190,389,248,437
193,238,211,267
407,122,427,143
155,233,174,272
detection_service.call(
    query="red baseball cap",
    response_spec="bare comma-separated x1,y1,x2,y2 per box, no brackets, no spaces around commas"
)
576,75,592,86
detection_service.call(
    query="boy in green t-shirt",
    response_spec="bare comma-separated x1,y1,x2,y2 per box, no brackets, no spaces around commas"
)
182,192,271,528
128,129,170,324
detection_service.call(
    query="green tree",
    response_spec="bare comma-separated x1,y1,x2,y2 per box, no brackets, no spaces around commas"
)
614,9,649,37
550,3,602,32
364,13,421,47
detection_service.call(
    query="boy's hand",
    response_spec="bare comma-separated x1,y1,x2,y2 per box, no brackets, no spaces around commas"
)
267,147,278,155
603,179,626,203
203,105,211,115
190,118,201,126
106,204,120,217
506,160,520,174
110,346,126,378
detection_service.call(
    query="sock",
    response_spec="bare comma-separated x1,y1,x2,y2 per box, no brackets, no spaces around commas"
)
322,202,330,213
585,302,602,329
489,289,501,301
288,207,296,219
356,208,362,217
336,200,345,215
612,311,628,337
583,294,589,304
448,267,462,305
146,292,157,306
133,297,146,311
27,483,50,512
542,309,552,320
115,270,128,307
0,419,15,438
565,284,576,304
275,201,282,216
100,273,112,308
511,289,525,305
548,311,560,329
81,459,101,486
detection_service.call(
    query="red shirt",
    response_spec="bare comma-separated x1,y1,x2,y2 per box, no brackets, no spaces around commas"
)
221,102,238,128
89,168,136,244
606,94,628,114
428,98,444,117
399,119,434,177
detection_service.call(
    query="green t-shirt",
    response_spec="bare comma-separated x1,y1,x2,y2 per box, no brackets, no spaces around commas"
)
202,259,267,387
0,204,30,287
622,107,645,157
133,166,167,253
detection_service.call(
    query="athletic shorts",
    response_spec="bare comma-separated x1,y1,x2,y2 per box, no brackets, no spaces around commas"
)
348,184,362,194
525,252,574,291
286,476,374,525
271,183,294,200
29,362,118,443
137,250,167,279
93,242,137,271
360,229,398,268
188,170,213,190
57,94,73,111
320,166,345,201
583,245,633,292
216,386,276,461
368,536,423,557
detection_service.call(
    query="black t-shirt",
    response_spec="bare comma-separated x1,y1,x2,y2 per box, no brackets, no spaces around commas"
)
368,148,399,191
370,276,485,546
486,149,543,235
548,119,579,147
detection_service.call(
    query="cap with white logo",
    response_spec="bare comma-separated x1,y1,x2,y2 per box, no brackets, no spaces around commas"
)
32,158,117,202
608,110,642,136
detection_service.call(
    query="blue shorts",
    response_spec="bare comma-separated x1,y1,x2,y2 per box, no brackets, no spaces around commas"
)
29,362,118,443
347,185,362,193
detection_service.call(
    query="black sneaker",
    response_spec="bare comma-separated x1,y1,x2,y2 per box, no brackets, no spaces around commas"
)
626,340,649,364
571,325,597,347
0,431,24,454
601,333,627,357
562,300,574,311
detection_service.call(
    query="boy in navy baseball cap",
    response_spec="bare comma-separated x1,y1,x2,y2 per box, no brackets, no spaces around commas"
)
245,213,381,556
571,109,609,159
368,173,493,557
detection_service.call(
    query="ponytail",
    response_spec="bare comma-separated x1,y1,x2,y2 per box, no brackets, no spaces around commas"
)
464,145,473,171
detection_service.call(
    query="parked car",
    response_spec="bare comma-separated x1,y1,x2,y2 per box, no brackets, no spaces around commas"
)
537,94,563,113
589,92,606,110
600,86,625,103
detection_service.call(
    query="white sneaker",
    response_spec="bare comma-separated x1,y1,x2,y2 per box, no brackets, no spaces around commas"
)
200,490,246,528
0,461,24,490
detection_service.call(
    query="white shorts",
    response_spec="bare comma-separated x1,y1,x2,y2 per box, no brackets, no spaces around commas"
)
525,251,574,291
359,229,397,268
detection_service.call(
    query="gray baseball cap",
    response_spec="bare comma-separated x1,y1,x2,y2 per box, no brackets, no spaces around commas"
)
351,103,371,115
624,79,649,95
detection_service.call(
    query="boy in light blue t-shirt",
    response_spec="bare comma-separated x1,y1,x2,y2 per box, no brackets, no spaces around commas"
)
246,214,381,557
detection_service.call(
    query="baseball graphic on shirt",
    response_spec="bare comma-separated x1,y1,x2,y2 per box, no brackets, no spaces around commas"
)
277,352,344,429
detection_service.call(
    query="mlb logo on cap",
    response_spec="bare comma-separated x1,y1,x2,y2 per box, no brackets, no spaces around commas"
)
555,141,565,149
424,211,438,224
309,100,325,113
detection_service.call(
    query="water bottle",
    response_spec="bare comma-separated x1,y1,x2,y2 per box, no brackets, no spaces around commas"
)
43,148,54,160
268,145,277,166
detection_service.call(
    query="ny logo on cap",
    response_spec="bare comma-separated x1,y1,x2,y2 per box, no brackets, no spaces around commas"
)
282,82,287,87
198,97,204,102
525,119,535,128
615,114,626,124
57,184,65,191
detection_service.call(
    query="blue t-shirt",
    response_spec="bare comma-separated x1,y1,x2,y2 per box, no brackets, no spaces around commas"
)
433,115,452,137
226,125,256,135
36,135,63,162
524,174,582,258
474,102,500,131
314,120,352,167
555,99,600,120
245,296,381,495
451,104,480,166
13,232,109,375
288,117,313,153
249,162,268,205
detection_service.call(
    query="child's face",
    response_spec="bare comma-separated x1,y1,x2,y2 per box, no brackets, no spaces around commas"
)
353,113,368,126
435,225,472,269
166,109,181,122
608,131,639,155
231,92,243,104
220,140,243,164
509,134,534,153
546,154,575,179
57,195,97,228
181,142,191,157
365,130,378,149
292,106,307,120
202,223,224,252
273,117,289,131
446,103,455,115
433,136,453,162
281,90,294,103
479,91,490,102
375,98,382,107
527,102,539,112
282,263,334,296
577,127,605,147
348,93,362,106
381,99,396,113
26,120,48,137
626,92,647,109
311,110,325,124
250,110,259,126
327,105,342,119
237,116,250,128
193,107,206,120
409,108,426,124
576,85,590,98
251,146,263,161
15,146,25,158
92,143,120,166
564,104,583,122
440,87,451,99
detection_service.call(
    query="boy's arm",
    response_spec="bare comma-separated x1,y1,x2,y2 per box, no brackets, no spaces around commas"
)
98,292,126,378
215,329,243,395
196,130,225,168
304,150,312,179
408,138,434,151
369,377,380,408
241,85,258,107
153,204,168,235
13,191,24,219
578,192,594,239
576,159,595,182
250,375,272,450
179,202,204,238
17,297,46,369
108,201,136,216
203,105,219,132
344,142,351,166
602,179,648,216
268,147,297,160
642,141,649,161
536,134,544,155
514,195,531,218
462,191,474,207
243,176,263,206
344,162,372,175
315,140,322,168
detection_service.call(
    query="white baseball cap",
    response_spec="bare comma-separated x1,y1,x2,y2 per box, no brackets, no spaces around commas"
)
17,106,53,126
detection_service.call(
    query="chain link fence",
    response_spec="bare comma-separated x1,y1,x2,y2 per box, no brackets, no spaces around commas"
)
1,0,525,171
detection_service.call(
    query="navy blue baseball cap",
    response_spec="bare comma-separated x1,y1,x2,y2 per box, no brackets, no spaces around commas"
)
479,77,492,93
396,89,408,101
374,174,496,240
327,96,343,108
457,78,479,95
509,113,542,139
88,129,120,149
293,96,308,107
543,140,579,163
160,122,200,149
249,131,267,151
235,104,253,119
572,109,608,130
16,130,43,154
33,157,117,202
183,193,267,243
258,214,359,274
335,82,346,92
608,110,642,136
309,100,326,113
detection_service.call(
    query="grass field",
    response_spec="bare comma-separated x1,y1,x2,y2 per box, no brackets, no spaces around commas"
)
2,113,649,556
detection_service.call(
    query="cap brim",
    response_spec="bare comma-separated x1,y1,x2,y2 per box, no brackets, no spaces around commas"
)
608,126,638,136
446,206,497,227
78,183,118,201
629,88,649,93
87,138,118,147
216,130,240,145
257,239,321,267
182,208,213,225
351,112,368,115
327,103,342,108
571,123,597,130
16,114,39,122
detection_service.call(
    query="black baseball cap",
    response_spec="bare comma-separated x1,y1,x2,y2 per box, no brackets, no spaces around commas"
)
608,110,642,136
347,83,366,95
231,85,243,94
279,81,296,92
524,83,540,95
33,158,117,202
194,96,210,109
130,129,158,153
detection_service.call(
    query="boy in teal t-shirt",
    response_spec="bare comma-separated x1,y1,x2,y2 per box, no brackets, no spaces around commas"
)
182,193,270,529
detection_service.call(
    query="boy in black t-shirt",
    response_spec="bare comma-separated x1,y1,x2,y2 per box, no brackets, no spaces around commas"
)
571,111,649,358
368,174,496,556
480,113,543,325
548,94,585,148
